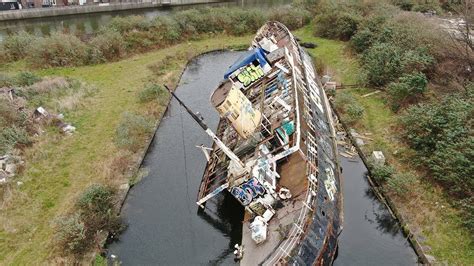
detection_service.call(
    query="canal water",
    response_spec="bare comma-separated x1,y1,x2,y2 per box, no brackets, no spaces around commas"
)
107,51,247,265
108,51,418,265
0,0,291,41
334,154,418,265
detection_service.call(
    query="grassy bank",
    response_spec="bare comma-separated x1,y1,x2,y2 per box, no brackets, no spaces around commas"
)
294,24,473,264
0,35,251,264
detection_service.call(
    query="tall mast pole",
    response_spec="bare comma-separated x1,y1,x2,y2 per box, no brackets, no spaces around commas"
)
164,85,245,169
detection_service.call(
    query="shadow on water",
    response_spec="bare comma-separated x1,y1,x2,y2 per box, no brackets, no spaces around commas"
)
333,154,418,266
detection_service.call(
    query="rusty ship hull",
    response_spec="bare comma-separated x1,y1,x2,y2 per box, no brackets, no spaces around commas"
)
195,22,342,265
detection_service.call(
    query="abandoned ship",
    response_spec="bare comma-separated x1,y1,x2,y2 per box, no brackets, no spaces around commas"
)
166,21,342,265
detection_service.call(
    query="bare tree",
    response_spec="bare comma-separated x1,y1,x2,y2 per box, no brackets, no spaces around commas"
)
448,0,474,88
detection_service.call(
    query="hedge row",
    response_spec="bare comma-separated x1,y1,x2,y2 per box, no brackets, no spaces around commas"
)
0,6,311,68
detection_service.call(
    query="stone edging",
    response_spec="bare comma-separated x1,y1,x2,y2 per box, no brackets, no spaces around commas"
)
0,0,225,22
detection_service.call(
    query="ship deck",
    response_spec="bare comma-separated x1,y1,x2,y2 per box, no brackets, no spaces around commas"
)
241,152,307,265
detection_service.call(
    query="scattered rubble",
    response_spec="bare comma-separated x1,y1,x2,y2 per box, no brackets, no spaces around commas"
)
371,151,386,166
33,106,49,119
34,106,76,135
349,128,373,147
0,154,23,183
335,122,359,160
61,124,76,135
425,254,436,264
334,116,375,161
324,81,337,91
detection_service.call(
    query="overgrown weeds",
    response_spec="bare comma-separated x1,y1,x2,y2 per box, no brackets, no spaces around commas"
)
28,33,89,67
334,92,365,124
138,84,168,104
0,75,95,155
1,5,311,68
54,184,124,256
115,112,154,152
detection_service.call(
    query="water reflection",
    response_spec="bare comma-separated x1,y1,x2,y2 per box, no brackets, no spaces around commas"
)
200,193,244,265
0,0,292,41
364,187,403,237
334,155,417,265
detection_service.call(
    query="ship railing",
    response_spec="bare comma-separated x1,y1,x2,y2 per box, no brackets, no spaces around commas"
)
264,178,316,265
264,44,318,266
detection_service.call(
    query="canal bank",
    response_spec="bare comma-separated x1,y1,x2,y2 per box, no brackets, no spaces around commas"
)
0,0,224,22
332,106,430,264
106,50,419,265
107,50,247,264
0,0,291,41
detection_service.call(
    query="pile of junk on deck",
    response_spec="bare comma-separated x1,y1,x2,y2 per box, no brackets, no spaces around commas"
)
167,21,342,265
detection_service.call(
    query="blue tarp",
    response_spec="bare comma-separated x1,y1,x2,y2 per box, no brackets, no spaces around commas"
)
224,48,268,79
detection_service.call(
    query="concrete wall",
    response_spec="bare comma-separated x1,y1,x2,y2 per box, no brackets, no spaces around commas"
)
0,0,223,21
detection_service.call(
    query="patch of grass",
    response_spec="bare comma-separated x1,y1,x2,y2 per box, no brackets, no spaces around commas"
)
0,34,252,264
295,23,474,265
115,112,154,152
137,84,168,104
93,254,107,266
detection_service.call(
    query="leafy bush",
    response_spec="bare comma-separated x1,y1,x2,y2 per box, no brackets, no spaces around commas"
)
108,15,150,33
138,84,168,104
387,172,417,196
370,164,395,183
401,94,473,197
223,9,266,36
350,16,388,53
76,184,123,239
387,72,428,110
54,213,87,255
175,9,217,34
0,126,31,154
2,31,36,61
334,92,365,124
392,0,414,10
314,8,362,41
0,73,15,88
268,6,312,30
115,112,154,152
2,6,312,68
361,43,404,86
427,137,473,195
401,95,471,156
15,72,40,86
346,103,365,122
151,16,183,44
28,33,88,67
88,30,126,64
77,184,114,215
55,184,123,256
